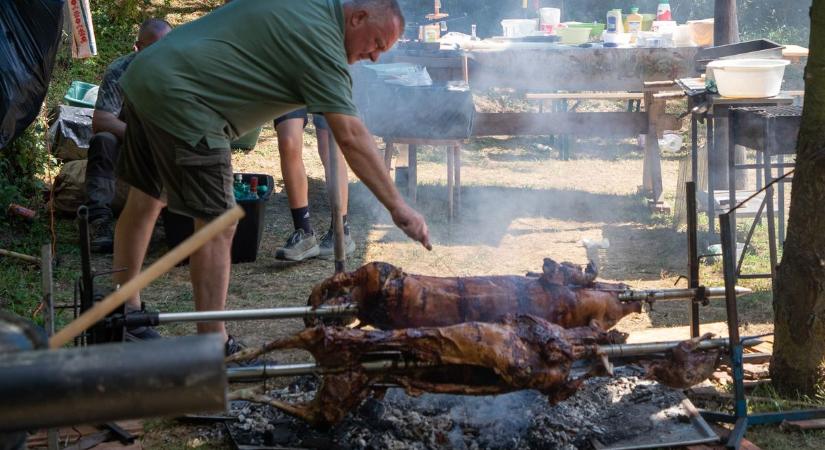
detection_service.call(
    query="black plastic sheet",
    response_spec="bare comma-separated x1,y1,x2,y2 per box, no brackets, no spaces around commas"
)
0,0,65,148
48,104,93,160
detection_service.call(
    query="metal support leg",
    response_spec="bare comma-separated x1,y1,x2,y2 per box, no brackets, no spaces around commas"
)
454,143,461,218
408,144,417,203
706,115,716,235
777,153,786,246
446,145,454,221
762,123,778,281
687,182,700,338
727,112,738,268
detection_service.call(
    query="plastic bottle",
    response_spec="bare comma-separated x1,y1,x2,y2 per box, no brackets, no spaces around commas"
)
656,1,672,21
606,9,623,34
249,176,259,200
626,7,643,44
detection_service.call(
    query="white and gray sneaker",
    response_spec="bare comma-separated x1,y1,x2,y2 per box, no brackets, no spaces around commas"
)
275,229,320,261
318,229,356,258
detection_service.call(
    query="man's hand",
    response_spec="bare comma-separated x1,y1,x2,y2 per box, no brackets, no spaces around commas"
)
391,203,432,250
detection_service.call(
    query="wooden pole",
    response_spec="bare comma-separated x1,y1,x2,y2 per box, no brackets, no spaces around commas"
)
49,205,244,349
327,136,346,274
714,0,739,46
0,248,40,264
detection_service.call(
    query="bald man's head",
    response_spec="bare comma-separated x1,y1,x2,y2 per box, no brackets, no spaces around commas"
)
136,18,172,51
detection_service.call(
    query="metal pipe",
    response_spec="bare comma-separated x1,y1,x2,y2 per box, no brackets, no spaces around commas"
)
157,304,357,324
617,286,751,302
155,286,751,325
226,336,762,381
228,358,434,381
0,335,227,432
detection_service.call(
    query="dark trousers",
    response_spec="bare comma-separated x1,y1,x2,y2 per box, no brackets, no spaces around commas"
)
85,132,120,221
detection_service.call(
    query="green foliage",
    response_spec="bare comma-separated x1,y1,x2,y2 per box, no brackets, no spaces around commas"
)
0,114,51,213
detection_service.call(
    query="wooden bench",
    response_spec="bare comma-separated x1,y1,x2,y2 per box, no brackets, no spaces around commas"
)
526,92,648,160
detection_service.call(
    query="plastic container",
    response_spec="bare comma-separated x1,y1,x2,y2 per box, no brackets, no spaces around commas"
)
63,81,98,108
688,19,714,47
501,19,537,38
707,59,790,98
538,8,561,34
606,9,623,34
230,127,262,150
626,8,643,44
558,26,591,45
602,31,632,46
566,22,605,40
163,173,275,264
656,1,672,21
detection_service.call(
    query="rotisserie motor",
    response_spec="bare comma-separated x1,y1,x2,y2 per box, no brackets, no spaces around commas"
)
307,258,643,331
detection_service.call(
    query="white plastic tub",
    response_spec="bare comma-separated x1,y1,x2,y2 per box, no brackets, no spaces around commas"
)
501,19,537,38
707,58,790,98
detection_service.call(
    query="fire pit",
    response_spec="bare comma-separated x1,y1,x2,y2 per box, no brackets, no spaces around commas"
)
226,367,717,450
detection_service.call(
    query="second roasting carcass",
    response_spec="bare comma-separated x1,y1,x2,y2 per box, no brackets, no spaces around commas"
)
229,315,625,426
308,258,642,331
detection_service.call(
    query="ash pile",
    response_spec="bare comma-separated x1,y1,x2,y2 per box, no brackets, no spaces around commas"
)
228,367,702,450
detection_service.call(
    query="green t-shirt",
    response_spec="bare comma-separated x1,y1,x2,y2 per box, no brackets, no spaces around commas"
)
119,0,357,147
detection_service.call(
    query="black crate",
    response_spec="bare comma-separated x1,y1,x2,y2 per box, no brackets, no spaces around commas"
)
162,173,274,264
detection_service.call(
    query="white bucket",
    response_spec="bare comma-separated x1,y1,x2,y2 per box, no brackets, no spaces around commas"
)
708,58,790,98
501,19,537,38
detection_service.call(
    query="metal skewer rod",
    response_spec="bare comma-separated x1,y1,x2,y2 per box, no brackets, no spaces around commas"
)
157,304,357,324
153,286,752,325
617,286,751,302
226,336,764,381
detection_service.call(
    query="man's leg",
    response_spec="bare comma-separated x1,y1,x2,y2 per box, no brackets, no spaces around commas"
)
190,218,236,339
85,132,120,253
112,187,165,311
274,112,319,261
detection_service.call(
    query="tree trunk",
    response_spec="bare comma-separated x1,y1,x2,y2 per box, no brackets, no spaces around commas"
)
770,2,825,396
714,0,739,46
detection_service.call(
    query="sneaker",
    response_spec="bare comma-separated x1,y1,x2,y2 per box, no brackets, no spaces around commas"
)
125,325,162,341
89,217,115,254
275,229,320,261
318,229,356,258
225,335,267,368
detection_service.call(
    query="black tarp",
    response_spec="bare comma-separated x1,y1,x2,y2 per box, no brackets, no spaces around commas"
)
0,0,65,149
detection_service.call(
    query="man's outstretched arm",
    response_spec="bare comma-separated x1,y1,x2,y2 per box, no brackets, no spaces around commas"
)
325,112,431,250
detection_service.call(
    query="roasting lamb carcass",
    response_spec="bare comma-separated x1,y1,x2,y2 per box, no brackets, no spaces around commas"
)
229,315,626,427
307,258,643,331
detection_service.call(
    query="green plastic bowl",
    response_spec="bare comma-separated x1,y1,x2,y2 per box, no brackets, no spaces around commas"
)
566,22,606,40
63,80,98,108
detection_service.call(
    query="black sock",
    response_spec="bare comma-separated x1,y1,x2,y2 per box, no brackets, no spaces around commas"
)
291,206,312,234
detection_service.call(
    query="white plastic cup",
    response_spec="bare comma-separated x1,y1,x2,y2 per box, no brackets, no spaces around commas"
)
539,8,561,27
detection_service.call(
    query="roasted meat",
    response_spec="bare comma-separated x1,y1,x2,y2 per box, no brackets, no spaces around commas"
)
229,315,626,427
644,333,721,388
307,258,642,331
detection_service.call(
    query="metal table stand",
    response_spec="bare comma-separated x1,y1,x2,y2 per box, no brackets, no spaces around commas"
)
727,106,801,283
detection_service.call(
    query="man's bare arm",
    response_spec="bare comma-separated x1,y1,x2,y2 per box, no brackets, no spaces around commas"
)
92,110,126,140
325,112,431,250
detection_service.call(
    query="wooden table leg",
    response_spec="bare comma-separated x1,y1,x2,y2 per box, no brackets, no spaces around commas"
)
454,143,461,217
447,145,454,221
643,94,664,204
408,144,417,203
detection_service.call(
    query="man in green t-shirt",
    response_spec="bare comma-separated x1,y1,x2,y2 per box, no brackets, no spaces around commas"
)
112,0,430,354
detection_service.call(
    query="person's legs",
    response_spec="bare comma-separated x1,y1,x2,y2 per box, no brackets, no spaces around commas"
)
113,187,165,311
274,110,319,261
85,132,121,253
190,217,236,340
